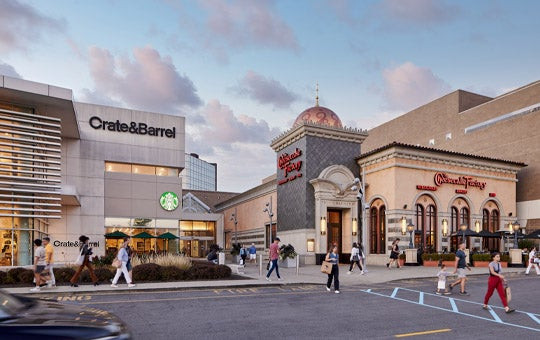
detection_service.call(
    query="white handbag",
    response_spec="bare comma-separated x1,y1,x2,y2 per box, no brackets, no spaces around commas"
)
74,248,85,265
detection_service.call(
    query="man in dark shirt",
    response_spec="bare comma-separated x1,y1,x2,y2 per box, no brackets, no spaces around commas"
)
449,242,471,295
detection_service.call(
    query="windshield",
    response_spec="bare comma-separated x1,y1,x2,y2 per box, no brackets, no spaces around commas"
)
0,290,25,318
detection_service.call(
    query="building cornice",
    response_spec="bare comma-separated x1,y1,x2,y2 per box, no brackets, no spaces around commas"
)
271,122,368,152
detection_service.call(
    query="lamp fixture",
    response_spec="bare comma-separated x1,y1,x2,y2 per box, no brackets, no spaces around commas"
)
320,216,327,235
508,221,514,234
352,217,358,236
474,220,481,233
401,216,407,236
442,219,448,237
407,223,415,249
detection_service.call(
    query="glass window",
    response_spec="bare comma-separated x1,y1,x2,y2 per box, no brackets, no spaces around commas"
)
105,162,131,173
132,164,155,175
105,217,131,229
131,218,155,228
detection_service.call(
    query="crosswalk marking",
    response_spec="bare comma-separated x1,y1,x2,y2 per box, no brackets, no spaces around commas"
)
360,287,540,333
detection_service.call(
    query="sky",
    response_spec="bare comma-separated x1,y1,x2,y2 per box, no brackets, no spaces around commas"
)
1,0,540,192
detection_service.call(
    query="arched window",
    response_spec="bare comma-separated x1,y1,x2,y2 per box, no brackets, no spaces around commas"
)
426,205,437,251
482,209,489,231
451,207,459,234
460,207,469,227
490,210,499,232
369,204,386,254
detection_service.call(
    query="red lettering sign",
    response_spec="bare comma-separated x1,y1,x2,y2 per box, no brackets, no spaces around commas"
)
489,193,496,197
455,189,467,194
433,172,486,190
416,185,437,191
278,148,303,186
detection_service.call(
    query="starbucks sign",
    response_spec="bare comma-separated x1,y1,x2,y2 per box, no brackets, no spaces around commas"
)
160,192,179,211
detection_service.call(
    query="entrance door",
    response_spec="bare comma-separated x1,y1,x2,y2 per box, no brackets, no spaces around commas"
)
327,210,342,254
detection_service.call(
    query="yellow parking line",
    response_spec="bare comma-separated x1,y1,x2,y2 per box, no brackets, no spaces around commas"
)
395,328,451,338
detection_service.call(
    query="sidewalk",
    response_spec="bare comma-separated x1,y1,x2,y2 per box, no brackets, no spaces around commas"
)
3,263,529,295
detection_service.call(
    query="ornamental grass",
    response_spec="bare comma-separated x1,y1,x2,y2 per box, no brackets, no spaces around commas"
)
131,253,192,270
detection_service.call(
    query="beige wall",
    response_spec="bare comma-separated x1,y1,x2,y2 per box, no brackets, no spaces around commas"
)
223,191,277,234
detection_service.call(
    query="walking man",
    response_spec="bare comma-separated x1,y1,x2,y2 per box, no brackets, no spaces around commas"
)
266,237,282,281
450,242,471,295
249,243,257,264
43,237,55,287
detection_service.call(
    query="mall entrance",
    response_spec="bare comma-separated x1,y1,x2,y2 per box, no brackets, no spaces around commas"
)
327,209,342,255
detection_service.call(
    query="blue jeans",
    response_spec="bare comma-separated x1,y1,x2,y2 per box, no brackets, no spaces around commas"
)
266,259,280,278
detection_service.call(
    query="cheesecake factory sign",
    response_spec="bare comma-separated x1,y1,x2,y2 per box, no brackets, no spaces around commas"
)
433,172,486,190
278,148,303,185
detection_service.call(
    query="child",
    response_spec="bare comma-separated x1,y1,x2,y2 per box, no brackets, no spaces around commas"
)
436,264,452,295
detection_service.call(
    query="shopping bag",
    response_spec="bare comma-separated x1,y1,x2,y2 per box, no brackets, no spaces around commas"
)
321,261,333,274
112,258,122,268
74,248,85,265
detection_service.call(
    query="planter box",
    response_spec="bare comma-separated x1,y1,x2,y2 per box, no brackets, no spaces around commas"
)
441,261,455,267
501,261,508,268
398,259,405,267
423,260,438,267
474,261,490,267
279,257,297,268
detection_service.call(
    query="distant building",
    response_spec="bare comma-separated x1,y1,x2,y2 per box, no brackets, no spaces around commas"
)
182,153,217,191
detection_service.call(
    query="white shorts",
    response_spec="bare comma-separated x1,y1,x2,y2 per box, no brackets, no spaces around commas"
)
457,268,467,278
249,254,256,260
437,281,446,290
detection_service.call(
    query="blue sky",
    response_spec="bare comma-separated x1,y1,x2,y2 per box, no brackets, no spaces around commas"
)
1,0,539,192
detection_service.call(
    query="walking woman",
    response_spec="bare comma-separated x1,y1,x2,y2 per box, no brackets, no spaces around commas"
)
70,235,98,287
387,238,401,269
348,242,364,275
111,239,136,288
482,253,515,313
325,245,340,294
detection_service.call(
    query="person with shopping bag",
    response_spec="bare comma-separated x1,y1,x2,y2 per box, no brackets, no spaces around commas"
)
111,239,136,288
482,252,515,313
325,245,340,294
70,235,99,287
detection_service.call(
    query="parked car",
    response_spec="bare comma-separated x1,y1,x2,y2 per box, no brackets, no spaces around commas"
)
0,289,131,339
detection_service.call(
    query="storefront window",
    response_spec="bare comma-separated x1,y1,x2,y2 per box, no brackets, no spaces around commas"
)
0,216,37,266
179,220,216,257
105,162,131,173
369,202,386,254
132,164,155,175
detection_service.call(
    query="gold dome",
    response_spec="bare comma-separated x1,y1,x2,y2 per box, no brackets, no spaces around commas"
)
293,106,343,128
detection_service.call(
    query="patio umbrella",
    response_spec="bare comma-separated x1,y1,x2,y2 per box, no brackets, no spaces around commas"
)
104,230,129,239
157,232,179,253
132,231,155,253
525,229,540,239
477,230,500,238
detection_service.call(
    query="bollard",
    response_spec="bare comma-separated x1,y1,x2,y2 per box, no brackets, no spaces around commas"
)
259,254,263,276
296,255,299,276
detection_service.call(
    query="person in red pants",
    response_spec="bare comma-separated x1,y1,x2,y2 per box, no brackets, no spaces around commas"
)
70,235,99,287
482,252,515,313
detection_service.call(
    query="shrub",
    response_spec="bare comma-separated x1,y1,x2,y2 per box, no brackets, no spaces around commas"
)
398,253,406,260
230,243,241,256
472,254,491,261
132,263,162,281
0,271,7,284
53,267,76,283
7,267,33,283
441,253,456,261
92,250,116,267
519,239,534,250
279,244,297,260
131,253,191,270
161,266,185,281
421,253,440,261
500,254,510,262
94,267,115,282
19,269,35,284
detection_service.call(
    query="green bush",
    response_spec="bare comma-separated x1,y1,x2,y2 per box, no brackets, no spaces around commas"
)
161,266,185,281
7,267,33,284
230,243,241,256
132,263,162,281
472,254,491,261
519,239,534,250
441,253,456,261
279,244,297,260
19,269,35,284
53,267,76,283
398,253,406,260
94,267,115,282
500,254,510,262
0,271,6,284
421,253,440,261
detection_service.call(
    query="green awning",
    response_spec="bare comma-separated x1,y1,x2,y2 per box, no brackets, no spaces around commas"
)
157,232,179,239
132,231,155,239
104,231,129,239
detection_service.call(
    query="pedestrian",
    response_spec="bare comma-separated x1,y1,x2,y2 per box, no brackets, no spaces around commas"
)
387,238,401,269
449,242,471,295
482,252,515,313
348,242,364,275
43,237,55,287
359,243,368,273
239,244,247,266
124,237,134,282
436,264,451,295
525,246,540,275
325,245,340,294
111,239,136,288
249,243,257,264
70,235,99,287
265,237,282,281
30,239,47,292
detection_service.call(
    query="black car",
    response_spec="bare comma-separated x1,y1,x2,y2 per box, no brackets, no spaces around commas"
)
0,289,131,339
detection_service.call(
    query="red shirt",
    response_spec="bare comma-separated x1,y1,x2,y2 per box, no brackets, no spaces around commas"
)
269,243,280,260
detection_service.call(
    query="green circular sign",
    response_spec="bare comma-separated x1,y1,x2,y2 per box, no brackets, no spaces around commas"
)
160,192,179,211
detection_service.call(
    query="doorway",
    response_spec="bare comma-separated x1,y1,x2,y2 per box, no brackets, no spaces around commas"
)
327,210,342,255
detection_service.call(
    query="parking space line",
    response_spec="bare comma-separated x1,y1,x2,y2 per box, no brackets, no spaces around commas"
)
359,288,540,333
418,292,424,305
395,328,451,338
488,308,503,323
527,313,540,325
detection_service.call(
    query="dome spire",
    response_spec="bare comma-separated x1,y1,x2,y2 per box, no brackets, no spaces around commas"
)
315,82,319,107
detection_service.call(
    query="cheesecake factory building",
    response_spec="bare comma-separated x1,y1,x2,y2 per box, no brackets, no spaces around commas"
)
0,76,223,267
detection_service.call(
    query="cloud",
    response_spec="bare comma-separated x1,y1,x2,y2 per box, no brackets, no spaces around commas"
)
86,46,202,115
232,71,298,108
0,61,22,78
382,62,451,111
194,99,281,147
376,0,460,27
0,0,64,53
175,0,298,61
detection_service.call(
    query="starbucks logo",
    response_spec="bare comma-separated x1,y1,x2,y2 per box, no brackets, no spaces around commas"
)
160,192,179,211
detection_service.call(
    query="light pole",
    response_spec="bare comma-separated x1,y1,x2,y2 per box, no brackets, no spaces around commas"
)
460,224,468,244
407,223,415,249
512,221,520,249
350,177,363,246
400,217,414,249
230,208,238,245
263,197,274,247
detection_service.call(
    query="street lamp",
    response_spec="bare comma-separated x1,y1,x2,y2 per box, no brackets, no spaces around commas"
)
512,221,520,249
460,224,468,243
230,208,238,245
442,219,448,237
407,223,415,249
263,197,274,247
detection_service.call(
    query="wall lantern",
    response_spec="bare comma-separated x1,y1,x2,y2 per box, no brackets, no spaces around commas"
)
407,223,415,249
508,221,514,233
307,239,315,252
320,216,327,235
352,218,358,236
474,220,481,233
401,216,407,235
442,219,448,236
